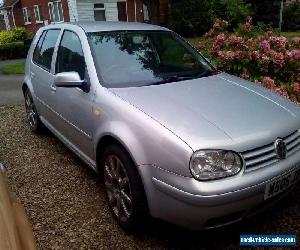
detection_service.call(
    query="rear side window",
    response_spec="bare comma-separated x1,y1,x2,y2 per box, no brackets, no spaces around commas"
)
55,30,85,79
33,29,60,71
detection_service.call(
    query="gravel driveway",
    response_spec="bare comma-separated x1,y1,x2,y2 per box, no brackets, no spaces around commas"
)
0,105,299,249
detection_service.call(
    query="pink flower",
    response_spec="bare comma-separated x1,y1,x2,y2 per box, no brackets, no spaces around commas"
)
292,83,300,94
217,50,236,60
198,41,205,50
227,35,245,47
213,19,221,29
261,54,270,65
261,40,270,51
204,30,212,37
242,16,253,33
249,50,260,60
285,50,294,61
243,22,252,33
212,33,225,50
254,80,261,85
268,50,285,66
246,16,252,23
291,49,300,60
291,37,300,46
262,76,276,91
222,20,229,27
240,71,250,79
269,36,287,49
275,87,289,99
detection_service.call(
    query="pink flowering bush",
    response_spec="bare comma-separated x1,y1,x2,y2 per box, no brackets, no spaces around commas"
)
198,17,300,104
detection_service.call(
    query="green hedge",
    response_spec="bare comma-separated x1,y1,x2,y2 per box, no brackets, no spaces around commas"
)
0,41,30,60
0,27,32,44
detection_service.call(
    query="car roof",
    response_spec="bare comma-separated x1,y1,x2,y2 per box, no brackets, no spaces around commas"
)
44,21,170,33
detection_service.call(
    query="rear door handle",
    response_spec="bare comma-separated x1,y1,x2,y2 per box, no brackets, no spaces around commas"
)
30,72,35,78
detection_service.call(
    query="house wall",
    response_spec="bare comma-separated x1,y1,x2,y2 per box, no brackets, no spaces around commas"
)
5,0,71,33
0,10,9,30
3,0,169,33
76,0,123,22
159,0,168,25
67,0,78,22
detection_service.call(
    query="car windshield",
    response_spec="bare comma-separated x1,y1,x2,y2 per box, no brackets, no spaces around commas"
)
88,30,216,88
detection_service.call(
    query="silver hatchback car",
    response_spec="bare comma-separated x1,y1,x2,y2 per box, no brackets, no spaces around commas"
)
23,22,300,231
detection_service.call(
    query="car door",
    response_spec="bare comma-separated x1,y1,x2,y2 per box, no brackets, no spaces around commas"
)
49,30,95,162
30,29,61,124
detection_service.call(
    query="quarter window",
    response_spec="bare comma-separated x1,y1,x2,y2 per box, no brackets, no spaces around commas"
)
34,5,43,23
33,29,60,71
33,31,47,64
22,7,31,24
56,31,85,80
94,3,106,21
48,1,64,23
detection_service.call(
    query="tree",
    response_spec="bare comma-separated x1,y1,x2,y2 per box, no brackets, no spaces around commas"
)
169,0,252,37
282,2,300,31
245,0,281,27
169,0,215,37
212,0,252,30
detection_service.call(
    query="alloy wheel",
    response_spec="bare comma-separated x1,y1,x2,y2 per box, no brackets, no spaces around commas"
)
25,92,37,128
104,154,133,222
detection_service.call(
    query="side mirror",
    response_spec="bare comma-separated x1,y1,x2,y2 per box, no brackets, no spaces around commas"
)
54,72,85,88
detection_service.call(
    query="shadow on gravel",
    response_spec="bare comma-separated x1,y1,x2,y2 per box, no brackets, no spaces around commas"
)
45,126,299,249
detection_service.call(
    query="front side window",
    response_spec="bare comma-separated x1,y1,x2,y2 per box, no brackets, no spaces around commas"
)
49,1,64,23
34,5,44,22
56,31,85,79
33,29,60,71
22,7,31,24
88,30,215,88
94,3,106,21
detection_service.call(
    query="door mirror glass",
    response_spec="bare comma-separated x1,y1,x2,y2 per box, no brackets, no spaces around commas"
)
54,72,85,87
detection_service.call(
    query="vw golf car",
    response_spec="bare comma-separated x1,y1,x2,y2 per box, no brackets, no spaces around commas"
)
23,22,300,231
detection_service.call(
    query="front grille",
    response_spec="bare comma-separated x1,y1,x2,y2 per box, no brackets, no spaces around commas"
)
242,130,300,170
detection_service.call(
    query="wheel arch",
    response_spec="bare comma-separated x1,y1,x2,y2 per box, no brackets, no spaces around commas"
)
96,134,139,174
22,82,28,95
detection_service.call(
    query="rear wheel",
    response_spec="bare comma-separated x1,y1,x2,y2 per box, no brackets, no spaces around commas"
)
24,89,44,133
101,144,148,232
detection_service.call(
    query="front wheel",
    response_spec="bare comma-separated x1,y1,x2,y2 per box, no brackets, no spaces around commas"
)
101,144,148,232
24,89,44,133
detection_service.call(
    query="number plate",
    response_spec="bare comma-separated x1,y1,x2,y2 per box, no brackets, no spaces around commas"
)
264,167,300,200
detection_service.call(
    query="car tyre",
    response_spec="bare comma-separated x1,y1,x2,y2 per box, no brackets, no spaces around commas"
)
24,89,44,133
101,144,148,232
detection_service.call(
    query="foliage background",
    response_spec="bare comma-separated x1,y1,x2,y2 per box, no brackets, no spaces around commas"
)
169,0,300,37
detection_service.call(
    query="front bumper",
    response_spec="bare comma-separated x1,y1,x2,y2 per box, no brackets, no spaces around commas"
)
138,150,300,230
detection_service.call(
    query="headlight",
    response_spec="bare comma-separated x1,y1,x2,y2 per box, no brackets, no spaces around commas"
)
190,150,242,181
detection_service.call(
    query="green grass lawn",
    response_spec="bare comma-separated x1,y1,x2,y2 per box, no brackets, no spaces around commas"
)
0,62,25,75
281,31,300,40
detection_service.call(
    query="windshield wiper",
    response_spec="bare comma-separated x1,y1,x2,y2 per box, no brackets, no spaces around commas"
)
185,69,218,79
150,70,218,86
149,75,195,85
